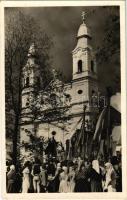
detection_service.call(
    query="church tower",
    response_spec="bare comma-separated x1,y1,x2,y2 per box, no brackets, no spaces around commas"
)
71,12,98,120
21,43,42,122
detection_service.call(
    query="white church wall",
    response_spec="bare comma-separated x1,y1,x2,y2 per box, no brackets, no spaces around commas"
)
37,122,65,143
71,80,89,104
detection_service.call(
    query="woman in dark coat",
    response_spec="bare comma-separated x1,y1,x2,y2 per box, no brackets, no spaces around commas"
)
53,163,62,192
7,165,16,193
89,160,103,192
74,163,90,192
46,160,56,192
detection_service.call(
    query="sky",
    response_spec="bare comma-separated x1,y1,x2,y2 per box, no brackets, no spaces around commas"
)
5,6,120,93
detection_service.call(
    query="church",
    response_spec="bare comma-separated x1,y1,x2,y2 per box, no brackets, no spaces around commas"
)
20,13,99,155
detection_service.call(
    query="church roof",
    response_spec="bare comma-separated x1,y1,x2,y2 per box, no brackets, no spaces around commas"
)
77,23,91,38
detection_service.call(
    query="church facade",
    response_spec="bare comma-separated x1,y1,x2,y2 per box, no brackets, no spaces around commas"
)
20,15,99,151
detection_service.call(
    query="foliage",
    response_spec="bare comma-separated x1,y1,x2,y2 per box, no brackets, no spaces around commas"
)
95,7,120,92
86,7,120,92
20,131,48,163
5,10,53,162
96,7,120,63
19,129,64,164
22,69,71,123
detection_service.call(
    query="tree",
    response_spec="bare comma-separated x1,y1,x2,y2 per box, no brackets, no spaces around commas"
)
81,7,120,93
20,130,65,164
95,7,120,92
5,10,53,164
19,131,48,164
26,69,70,122
19,68,71,164
84,7,120,93
96,7,120,62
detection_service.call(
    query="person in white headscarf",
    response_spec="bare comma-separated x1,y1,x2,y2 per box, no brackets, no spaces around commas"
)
92,160,100,174
22,162,30,193
59,166,69,193
67,166,75,192
104,162,116,192
7,165,16,193
89,160,103,192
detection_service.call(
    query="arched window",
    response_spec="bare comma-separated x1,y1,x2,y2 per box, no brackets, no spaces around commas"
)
26,77,29,87
78,60,82,73
26,101,29,107
91,60,94,72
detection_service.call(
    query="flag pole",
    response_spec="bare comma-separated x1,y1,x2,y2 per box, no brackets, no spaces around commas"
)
106,87,112,160
82,104,87,159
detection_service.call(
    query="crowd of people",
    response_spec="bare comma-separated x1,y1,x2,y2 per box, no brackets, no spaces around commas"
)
6,155,122,193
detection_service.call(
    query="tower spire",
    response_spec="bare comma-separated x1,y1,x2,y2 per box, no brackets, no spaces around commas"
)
28,43,37,58
81,11,87,24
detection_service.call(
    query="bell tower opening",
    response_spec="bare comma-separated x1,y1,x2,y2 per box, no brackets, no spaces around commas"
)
26,77,29,87
78,60,82,73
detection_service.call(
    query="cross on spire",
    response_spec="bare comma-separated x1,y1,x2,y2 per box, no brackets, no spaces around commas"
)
81,11,87,23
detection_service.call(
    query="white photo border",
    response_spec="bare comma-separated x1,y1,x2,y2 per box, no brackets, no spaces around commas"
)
0,1,126,200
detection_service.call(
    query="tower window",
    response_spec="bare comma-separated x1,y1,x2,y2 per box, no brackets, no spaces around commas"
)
26,102,29,106
78,90,83,94
91,60,94,72
26,97,29,107
78,60,82,73
26,77,29,86
92,90,95,95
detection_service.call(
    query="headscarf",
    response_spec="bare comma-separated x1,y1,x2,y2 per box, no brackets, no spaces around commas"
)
7,165,16,177
92,160,100,174
105,162,114,170
62,166,68,173
57,163,61,168
10,165,15,170
105,162,115,188
55,163,61,174
105,162,114,175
